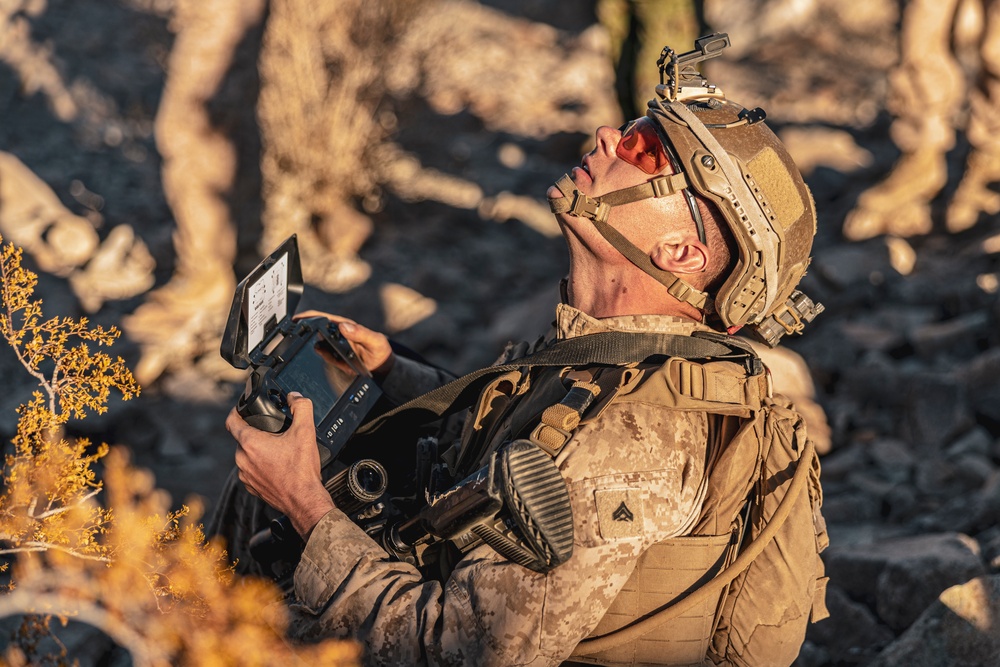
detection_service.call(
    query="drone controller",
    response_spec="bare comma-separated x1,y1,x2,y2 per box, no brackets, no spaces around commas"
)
221,235,382,465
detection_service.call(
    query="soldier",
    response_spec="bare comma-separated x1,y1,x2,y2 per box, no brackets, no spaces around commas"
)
215,37,826,666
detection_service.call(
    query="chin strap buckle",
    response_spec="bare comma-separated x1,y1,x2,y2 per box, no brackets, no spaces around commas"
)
568,191,610,223
547,174,611,224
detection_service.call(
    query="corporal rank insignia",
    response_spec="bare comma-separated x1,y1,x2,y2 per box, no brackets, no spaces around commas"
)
595,489,644,539
612,501,634,522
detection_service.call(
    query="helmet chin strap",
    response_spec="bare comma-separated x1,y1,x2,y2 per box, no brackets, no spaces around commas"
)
547,174,710,312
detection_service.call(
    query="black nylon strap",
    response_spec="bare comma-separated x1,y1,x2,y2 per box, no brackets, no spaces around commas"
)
357,330,746,436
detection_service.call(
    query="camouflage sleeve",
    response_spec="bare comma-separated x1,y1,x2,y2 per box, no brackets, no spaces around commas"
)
288,510,650,666
288,402,708,666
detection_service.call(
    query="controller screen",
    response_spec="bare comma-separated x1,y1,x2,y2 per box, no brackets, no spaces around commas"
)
274,336,357,426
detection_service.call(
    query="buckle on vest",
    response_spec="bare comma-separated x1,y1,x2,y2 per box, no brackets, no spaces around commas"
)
529,383,600,457
530,422,573,457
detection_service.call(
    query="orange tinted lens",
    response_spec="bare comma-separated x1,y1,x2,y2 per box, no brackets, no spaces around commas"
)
616,117,669,174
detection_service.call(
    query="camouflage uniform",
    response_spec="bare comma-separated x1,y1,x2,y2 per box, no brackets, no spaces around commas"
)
281,303,715,666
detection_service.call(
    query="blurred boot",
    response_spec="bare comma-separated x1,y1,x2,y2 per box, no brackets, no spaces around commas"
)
948,0,1000,232
844,0,963,240
844,148,946,240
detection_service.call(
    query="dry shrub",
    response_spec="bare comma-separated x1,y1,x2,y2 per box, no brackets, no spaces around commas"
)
0,236,359,666
256,0,617,287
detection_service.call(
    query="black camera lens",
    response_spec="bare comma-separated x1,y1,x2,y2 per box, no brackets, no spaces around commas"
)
357,465,385,495
326,459,388,514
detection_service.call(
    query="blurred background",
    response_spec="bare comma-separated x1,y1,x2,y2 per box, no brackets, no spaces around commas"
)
2,0,1000,664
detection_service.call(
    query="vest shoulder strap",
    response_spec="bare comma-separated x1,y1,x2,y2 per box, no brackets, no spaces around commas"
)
528,353,768,457
357,330,762,437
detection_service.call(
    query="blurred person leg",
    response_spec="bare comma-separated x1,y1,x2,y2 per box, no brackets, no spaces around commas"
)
843,0,965,240
948,0,1000,232
597,0,703,119
124,0,266,385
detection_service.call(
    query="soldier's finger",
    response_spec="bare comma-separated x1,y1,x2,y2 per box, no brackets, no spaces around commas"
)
226,408,247,437
338,322,392,365
337,321,382,346
287,392,314,433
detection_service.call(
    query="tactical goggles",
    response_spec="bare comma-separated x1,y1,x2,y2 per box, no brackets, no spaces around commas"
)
617,116,706,244
616,117,671,174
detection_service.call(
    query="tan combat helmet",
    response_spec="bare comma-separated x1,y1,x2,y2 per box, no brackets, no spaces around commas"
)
548,33,823,346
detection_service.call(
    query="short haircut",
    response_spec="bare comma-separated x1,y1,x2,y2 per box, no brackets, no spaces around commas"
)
694,194,737,294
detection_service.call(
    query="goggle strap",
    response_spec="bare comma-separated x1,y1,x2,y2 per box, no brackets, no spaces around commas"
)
590,216,709,311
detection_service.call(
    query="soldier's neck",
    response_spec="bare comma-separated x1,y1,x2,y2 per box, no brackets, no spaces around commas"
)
565,260,702,322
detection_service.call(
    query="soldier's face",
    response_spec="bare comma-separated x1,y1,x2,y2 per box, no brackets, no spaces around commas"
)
548,120,691,241
548,121,667,201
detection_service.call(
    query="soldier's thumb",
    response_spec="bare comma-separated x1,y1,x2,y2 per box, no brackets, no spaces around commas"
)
339,321,377,346
287,392,314,431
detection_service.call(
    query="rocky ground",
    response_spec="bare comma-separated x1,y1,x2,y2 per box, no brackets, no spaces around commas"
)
2,0,1000,664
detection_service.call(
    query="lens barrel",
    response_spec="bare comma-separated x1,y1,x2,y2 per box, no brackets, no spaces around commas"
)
325,459,388,515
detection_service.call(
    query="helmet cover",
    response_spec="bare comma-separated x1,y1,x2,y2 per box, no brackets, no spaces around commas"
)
648,35,823,345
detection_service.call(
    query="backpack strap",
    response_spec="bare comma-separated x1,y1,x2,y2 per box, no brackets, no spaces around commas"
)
527,350,766,458
356,330,758,437
571,437,817,657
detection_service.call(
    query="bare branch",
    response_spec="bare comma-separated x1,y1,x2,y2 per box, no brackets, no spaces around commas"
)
0,589,161,667
0,542,111,563
26,488,102,519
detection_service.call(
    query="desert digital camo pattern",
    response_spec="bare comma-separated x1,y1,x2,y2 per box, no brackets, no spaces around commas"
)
284,304,715,666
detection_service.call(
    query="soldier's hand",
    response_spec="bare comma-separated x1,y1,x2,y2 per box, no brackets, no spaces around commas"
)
296,310,395,379
226,392,335,539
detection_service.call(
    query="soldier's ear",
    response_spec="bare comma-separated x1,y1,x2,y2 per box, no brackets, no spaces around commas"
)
650,236,709,276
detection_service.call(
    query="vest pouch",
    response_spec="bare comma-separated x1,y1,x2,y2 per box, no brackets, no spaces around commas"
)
572,532,735,667
707,399,826,667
